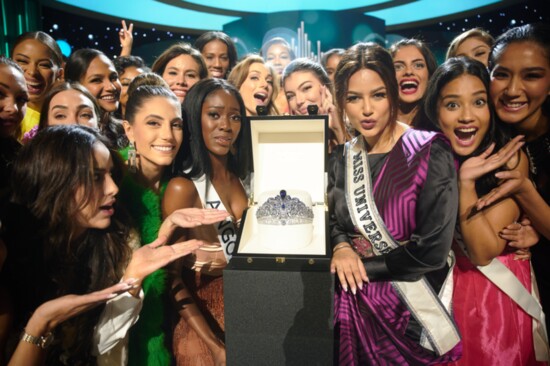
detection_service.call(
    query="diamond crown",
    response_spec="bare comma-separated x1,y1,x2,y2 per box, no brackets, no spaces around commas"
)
256,189,314,225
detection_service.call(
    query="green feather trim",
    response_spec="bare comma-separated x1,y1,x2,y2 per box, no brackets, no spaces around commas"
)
119,166,171,366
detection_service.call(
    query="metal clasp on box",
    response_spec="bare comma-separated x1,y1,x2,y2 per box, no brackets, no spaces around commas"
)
275,257,286,264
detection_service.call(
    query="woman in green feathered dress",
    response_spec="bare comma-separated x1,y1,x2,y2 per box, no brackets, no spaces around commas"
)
120,84,228,365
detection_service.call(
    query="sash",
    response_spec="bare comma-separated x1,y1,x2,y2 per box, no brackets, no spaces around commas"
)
193,176,238,261
455,231,550,361
344,136,461,356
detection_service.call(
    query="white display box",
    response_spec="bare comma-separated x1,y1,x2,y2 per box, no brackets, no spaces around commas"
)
231,115,330,271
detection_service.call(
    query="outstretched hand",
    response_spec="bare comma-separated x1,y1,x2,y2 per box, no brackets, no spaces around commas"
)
459,135,524,183
124,236,203,285
158,208,230,238
29,280,136,334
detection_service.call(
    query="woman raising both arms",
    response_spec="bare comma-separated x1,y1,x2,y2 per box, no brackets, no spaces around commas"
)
423,56,547,365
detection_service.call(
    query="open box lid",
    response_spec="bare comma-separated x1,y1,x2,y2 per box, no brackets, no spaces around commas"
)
249,115,328,205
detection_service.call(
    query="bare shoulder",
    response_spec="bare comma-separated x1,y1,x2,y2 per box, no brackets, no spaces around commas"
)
163,177,201,216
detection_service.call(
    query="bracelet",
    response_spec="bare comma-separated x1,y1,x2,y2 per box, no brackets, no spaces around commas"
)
333,243,352,253
21,330,54,349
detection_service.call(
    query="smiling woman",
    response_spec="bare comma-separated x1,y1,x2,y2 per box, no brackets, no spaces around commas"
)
151,43,208,104
389,38,437,126
195,31,238,79
65,48,127,148
10,31,63,138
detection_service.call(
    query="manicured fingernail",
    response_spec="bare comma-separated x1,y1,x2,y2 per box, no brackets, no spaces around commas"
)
342,284,348,292
358,283,363,290
352,287,356,295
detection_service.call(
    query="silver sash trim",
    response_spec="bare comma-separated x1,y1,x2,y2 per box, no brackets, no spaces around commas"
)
193,176,238,261
455,232,549,361
344,137,460,356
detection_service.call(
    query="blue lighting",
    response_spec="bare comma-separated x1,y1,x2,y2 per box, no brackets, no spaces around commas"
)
183,0,389,12
53,0,508,30
56,39,72,57
56,0,238,30
365,0,502,26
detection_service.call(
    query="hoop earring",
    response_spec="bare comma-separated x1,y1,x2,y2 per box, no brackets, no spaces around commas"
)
128,141,139,173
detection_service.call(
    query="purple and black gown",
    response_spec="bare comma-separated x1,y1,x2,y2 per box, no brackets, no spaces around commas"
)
328,129,462,365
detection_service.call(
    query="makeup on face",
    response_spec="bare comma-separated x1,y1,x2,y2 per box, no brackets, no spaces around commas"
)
239,62,274,116
162,54,201,103
202,40,230,79
393,46,429,105
47,89,99,128
201,89,242,157
81,55,121,113
490,41,550,132
438,74,491,156
12,39,60,109
0,65,28,138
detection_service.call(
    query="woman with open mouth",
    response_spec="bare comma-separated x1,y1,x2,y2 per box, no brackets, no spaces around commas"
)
228,54,279,116
65,48,127,148
164,78,252,365
152,43,208,105
1,124,226,365
282,58,347,151
10,31,63,140
390,38,437,127
424,56,544,366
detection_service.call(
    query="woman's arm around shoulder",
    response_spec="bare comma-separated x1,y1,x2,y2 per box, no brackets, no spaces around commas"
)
458,149,528,266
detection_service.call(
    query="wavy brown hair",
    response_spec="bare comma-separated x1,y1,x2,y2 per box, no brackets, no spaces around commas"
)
10,125,132,362
334,42,399,131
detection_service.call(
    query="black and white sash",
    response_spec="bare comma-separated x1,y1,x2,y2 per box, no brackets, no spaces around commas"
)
345,137,460,356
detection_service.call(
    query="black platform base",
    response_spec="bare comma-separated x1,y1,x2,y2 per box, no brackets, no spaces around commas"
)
224,267,334,365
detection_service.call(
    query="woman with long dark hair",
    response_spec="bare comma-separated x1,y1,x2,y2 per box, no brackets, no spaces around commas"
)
329,42,461,364
164,78,251,365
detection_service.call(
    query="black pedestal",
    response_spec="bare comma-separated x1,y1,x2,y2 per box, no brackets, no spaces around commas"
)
224,267,334,366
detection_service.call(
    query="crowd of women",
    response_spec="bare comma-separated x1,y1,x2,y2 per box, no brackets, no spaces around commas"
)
0,17,549,365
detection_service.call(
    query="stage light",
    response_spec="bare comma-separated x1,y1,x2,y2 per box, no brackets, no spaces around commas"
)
56,39,72,57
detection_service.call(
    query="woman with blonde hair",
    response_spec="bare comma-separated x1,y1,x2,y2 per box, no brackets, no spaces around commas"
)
228,54,279,116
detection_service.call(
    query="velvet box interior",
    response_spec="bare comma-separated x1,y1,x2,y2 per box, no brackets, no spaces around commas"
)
230,115,331,271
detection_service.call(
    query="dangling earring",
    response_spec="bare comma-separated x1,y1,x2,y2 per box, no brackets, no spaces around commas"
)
128,141,138,173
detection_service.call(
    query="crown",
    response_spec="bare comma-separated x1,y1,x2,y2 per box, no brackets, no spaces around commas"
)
256,189,314,225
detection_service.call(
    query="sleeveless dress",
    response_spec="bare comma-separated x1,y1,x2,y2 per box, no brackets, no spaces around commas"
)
173,176,241,366
117,148,172,366
447,238,547,365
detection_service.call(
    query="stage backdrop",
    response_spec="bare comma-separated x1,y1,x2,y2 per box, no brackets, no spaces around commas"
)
223,10,385,58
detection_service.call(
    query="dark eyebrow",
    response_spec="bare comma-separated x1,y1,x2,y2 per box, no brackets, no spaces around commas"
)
143,114,164,119
87,74,104,79
440,90,487,100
